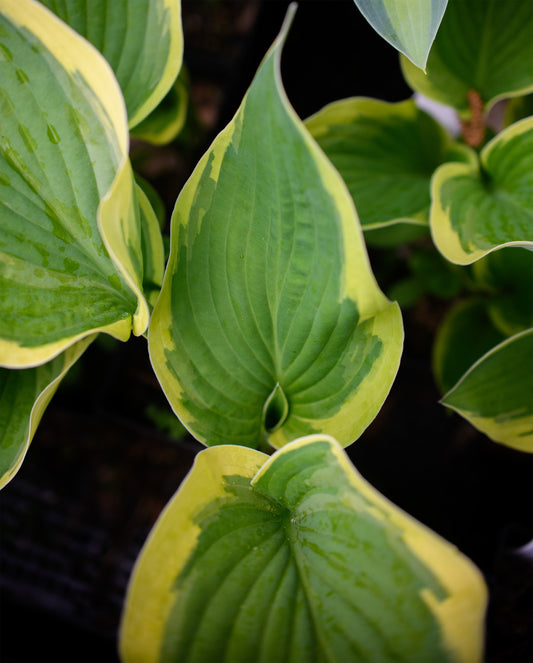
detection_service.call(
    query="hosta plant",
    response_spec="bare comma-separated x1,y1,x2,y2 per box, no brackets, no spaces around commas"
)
2,0,532,660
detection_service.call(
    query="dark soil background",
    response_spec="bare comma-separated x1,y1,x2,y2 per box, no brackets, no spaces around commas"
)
1,1,532,661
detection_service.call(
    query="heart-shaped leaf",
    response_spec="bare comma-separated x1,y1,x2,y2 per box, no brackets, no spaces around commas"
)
442,329,533,452
353,0,448,70
305,97,474,232
148,6,403,450
38,0,183,128
0,0,149,367
431,117,533,265
401,0,533,114
120,435,487,663
0,335,93,489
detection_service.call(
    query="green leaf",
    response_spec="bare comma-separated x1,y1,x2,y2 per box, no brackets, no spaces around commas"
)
38,0,183,128
0,0,149,367
407,248,463,300
387,277,425,309
136,182,165,310
135,173,166,229
120,435,487,663
305,98,474,231
442,329,533,452
0,335,93,489
148,7,403,450
431,117,533,265
432,299,506,394
353,0,448,70
144,403,187,441
131,68,189,146
472,247,533,337
401,0,533,114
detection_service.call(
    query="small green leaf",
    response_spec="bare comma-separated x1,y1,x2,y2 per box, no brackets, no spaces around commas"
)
0,335,93,489
442,329,533,452
305,97,474,231
0,0,149,367
431,117,533,265
120,435,487,663
132,69,189,146
148,7,403,450
408,248,463,299
136,182,165,310
39,0,184,128
353,0,448,70
472,247,533,337
387,276,425,309
401,0,533,113
432,299,506,394
144,404,187,441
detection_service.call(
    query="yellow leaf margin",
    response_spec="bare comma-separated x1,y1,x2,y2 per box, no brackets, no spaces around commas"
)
0,0,149,367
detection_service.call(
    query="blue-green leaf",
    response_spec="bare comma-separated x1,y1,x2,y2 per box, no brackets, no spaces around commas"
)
354,0,448,70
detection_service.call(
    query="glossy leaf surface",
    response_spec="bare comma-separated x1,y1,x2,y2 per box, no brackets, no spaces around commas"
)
39,0,183,128
306,97,473,231
353,0,448,70
120,435,487,663
431,117,533,265
442,330,533,452
0,336,93,489
401,0,533,113
0,0,148,367
149,7,403,450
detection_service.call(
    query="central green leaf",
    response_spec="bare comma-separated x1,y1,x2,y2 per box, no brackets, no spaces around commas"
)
148,6,403,449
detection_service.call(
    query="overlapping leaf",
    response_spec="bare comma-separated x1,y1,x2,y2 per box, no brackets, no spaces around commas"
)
137,182,165,309
149,6,403,450
305,97,473,232
442,330,533,452
431,117,533,265
132,70,189,146
432,299,506,395
353,0,448,70
0,0,149,368
0,336,93,489
472,247,533,337
401,0,533,114
39,0,183,128
120,435,487,663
